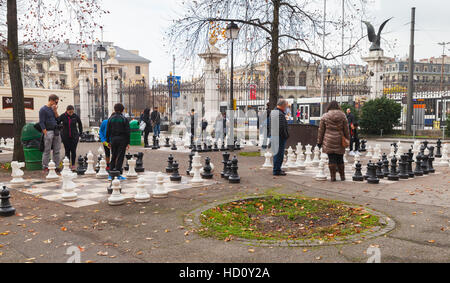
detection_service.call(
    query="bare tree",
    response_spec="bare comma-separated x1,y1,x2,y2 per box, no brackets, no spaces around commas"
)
168,0,369,110
0,0,108,161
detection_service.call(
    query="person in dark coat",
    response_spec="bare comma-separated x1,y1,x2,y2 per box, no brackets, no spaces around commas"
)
106,103,130,179
140,108,152,148
271,99,290,176
58,105,83,168
150,107,161,138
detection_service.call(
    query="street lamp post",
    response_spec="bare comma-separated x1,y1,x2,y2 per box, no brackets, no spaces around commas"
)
96,44,107,120
225,21,240,111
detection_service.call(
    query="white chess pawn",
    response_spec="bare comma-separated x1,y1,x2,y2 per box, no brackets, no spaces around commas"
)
372,145,381,160
46,160,60,181
84,151,96,176
388,145,396,158
315,160,327,181
61,171,78,202
366,146,373,158
438,145,449,167
0,138,4,149
62,157,71,175
135,177,150,203
108,178,125,206
97,146,105,158
312,146,320,167
397,145,404,159
152,173,168,199
191,153,204,185
287,147,297,169
262,150,273,168
126,158,138,179
96,158,109,179
10,161,26,188
295,147,306,170
343,149,349,164
304,145,313,166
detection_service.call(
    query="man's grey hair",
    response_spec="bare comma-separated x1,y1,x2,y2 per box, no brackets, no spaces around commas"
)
277,99,288,107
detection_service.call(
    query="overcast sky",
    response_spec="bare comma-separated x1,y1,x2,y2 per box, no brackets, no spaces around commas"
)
99,0,450,80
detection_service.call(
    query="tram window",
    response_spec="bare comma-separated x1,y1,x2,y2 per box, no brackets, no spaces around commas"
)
424,99,435,116
311,104,320,118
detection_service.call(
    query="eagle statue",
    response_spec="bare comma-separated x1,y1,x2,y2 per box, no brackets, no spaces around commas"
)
362,18,392,52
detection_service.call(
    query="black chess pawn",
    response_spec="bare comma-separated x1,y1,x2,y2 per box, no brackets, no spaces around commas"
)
170,161,182,182
213,142,219,152
221,152,230,178
407,149,415,178
220,141,227,151
228,156,240,184
83,154,88,169
423,141,429,150
202,142,208,152
421,153,430,175
187,152,194,175
207,144,213,152
95,156,102,173
435,139,442,158
364,161,371,180
201,157,214,180
382,159,390,177
165,137,171,148
107,171,121,194
152,136,158,150
235,141,241,151
360,140,367,152
398,155,409,180
156,137,161,149
224,160,232,180
414,154,424,177
166,154,174,173
367,162,380,184
391,142,398,154
352,161,364,182
124,152,132,171
427,146,435,174
134,152,145,173
76,155,86,175
0,185,16,217
171,141,178,151
388,156,399,181
376,160,385,179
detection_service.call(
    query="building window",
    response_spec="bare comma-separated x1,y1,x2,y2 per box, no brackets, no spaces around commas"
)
135,66,141,75
287,71,296,86
37,63,44,73
279,71,285,86
94,64,98,73
298,71,307,87
404,66,408,72
59,63,65,72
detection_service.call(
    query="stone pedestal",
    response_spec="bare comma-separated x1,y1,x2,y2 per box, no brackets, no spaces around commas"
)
198,42,226,128
105,46,123,117
76,50,93,129
362,50,389,100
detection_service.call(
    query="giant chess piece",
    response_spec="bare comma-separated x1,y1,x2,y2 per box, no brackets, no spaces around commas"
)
191,153,204,185
228,156,241,184
46,160,60,181
61,171,78,202
10,161,26,188
213,142,219,152
360,140,367,152
315,160,327,181
135,177,150,203
166,154,174,173
187,152,194,176
427,146,436,174
366,162,380,184
134,152,145,173
353,162,364,182
388,156,400,181
398,155,409,180
96,158,109,179
126,158,138,179
366,146,373,158
435,139,442,158
296,146,306,170
438,144,449,167
124,153,133,171
62,157,72,175
152,136,159,150
388,145,396,159
407,149,415,178
164,137,171,148
421,150,430,175
376,160,385,180
108,178,125,206
287,147,297,169
76,156,86,176
107,171,121,194
152,173,168,199
304,145,313,166
201,157,214,180
262,150,273,169
171,141,178,151
382,158,390,178
221,152,230,178
0,185,16,217
414,154,424,177
220,140,227,152
95,155,102,173
84,151,96,176
170,161,182,183
312,146,320,167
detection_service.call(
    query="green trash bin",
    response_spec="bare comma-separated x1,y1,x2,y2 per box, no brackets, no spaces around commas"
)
129,120,142,146
21,123,43,171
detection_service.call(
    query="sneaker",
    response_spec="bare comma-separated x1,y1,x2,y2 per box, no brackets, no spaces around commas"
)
118,176,127,181
349,151,355,156
273,171,287,176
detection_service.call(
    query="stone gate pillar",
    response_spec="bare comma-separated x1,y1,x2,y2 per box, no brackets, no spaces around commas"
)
362,50,389,100
75,50,93,128
104,46,122,117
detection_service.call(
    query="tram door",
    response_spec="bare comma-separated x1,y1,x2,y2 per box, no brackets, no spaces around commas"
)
298,105,310,124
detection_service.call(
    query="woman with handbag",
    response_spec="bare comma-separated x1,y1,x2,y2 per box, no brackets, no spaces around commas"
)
317,101,350,182
57,105,83,169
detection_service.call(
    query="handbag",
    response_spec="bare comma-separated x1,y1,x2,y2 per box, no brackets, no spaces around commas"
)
139,121,147,131
341,128,350,148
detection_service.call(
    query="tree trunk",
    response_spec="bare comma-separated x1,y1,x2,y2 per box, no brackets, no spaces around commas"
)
268,0,280,111
7,0,26,162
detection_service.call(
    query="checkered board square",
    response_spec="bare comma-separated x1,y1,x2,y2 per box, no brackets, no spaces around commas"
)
15,171,219,208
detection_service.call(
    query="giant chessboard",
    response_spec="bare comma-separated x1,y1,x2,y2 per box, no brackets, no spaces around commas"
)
14,172,218,208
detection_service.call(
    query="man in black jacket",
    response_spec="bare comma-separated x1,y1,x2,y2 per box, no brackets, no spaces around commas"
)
106,103,130,179
58,105,83,168
271,99,290,176
150,107,161,138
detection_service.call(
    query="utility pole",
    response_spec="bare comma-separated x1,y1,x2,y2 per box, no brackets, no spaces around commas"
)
406,7,416,135
340,0,345,104
438,42,450,124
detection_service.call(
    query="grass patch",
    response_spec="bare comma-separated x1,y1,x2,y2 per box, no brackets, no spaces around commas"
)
197,196,381,242
239,151,261,157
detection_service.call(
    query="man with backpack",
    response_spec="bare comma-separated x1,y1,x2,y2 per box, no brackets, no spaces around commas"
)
106,103,130,180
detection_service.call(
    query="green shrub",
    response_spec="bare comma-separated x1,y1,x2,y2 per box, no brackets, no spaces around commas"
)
446,113,450,137
360,97,402,135
341,103,360,122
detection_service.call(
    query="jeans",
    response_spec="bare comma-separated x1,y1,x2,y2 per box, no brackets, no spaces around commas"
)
153,124,160,137
110,137,128,174
42,130,61,169
273,138,287,174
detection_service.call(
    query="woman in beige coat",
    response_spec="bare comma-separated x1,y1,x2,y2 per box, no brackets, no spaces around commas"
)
317,101,351,182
